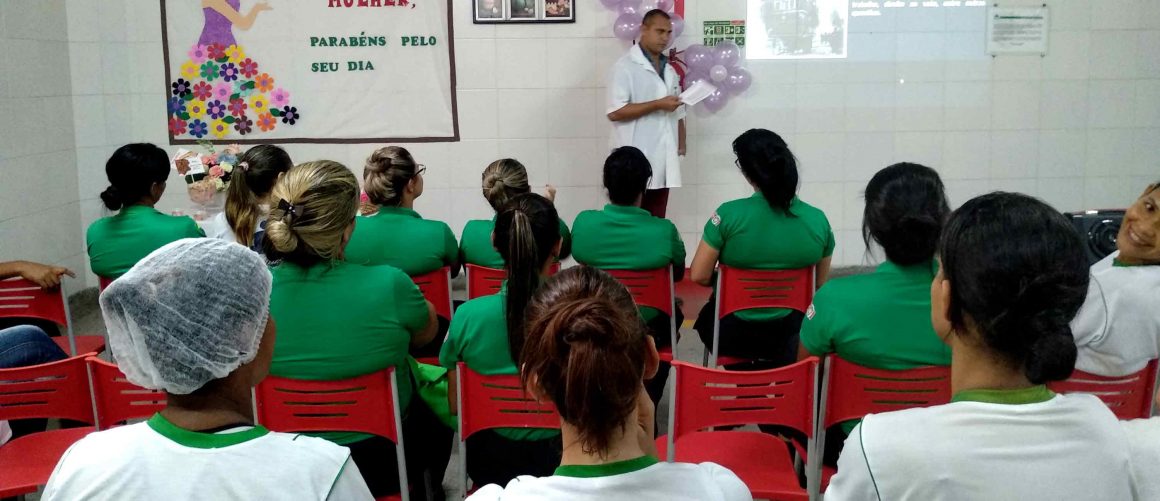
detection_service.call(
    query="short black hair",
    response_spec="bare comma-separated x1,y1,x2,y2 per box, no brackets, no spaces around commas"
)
862,163,949,266
603,147,652,206
642,9,671,26
939,192,1089,384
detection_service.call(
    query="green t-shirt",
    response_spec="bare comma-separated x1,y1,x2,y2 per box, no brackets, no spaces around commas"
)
459,217,572,269
572,204,686,322
702,194,835,321
439,285,560,442
800,259,951,433
344,207,459,276
85,205,205,278
269,260,430,444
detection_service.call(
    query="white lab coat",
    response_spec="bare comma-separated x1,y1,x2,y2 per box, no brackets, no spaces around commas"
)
607,45,685,190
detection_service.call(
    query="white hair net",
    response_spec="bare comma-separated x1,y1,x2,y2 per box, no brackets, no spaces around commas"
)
100,238,272,395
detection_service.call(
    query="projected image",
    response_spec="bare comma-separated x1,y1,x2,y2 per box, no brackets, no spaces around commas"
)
747,0,848,59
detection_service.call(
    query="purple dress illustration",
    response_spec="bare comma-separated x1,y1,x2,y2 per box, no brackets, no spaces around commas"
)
169,0,299,140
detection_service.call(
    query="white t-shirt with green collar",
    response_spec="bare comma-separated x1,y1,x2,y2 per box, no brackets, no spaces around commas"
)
467,455,751,501
43,413,372,501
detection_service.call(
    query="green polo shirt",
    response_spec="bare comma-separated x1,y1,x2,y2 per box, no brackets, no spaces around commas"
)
439,284,560,442
800,259,951,434
702,194,835,322
459,217,572,268
85,205,205,278
344,207,459,276
572,204,686,322
269,260,430,445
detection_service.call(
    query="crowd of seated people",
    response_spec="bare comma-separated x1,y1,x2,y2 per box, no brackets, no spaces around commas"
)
1,127,1154,499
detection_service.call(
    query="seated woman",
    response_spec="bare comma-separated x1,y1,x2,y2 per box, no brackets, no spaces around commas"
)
468,267,751,501
344,146,459,277
690,129,834,369
1072,181,1160,376
262,161,448,499
44,238,373,500
571,146,685,407
797,163,951,461
460,159,571,269
441,193,564,488
87,143,205,279
826,193,1136,500
203,145,294,252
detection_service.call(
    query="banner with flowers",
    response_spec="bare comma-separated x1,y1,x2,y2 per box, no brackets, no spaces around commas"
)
162,0,458,144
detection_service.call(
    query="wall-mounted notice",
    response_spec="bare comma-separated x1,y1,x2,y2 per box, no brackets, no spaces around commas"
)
703,20,746,47
986,6,1049,55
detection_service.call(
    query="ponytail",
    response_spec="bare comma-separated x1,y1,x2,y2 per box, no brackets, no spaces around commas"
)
732,129,798,214
225,145,293,248
494,193,560,364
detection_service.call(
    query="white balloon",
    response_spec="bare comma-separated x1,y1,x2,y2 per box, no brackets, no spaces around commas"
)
710,65,729,83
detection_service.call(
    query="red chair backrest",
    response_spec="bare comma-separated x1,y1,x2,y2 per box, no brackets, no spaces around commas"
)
603,267,674,317
255,368,401,443
716,265,814,318
412,267,453,320
98,277,113,292
86,357,166,429
670,358,817,440
457,363,560,440
1048,360,1159,420
466,263,563,300
822,356,952,428
0,355,95,424
0,278,68,326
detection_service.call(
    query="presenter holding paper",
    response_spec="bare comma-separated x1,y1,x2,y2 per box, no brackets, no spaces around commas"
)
607,9,686,218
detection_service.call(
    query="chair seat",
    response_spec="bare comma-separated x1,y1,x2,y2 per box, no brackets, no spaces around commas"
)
53,335,106,356
0,427,95,497
656,430,807,501
713,355,751,367
658,347,674,363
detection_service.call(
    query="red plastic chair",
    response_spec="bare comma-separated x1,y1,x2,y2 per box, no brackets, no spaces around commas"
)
86,357,167,429
456,363,560,495
0,355,97,497
465,263,562,300
815,356,952,493
603,267,678,362
657,359,819,500
704,265,815,368
98,276,113,291
411,267,454,322
0,277,106,356
1048,360,1159,420
255,368,409,501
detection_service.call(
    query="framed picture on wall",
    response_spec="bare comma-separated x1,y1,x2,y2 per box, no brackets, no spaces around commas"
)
473,0,575,24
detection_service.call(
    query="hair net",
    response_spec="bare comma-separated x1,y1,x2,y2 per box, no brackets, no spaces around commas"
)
100,238,272,395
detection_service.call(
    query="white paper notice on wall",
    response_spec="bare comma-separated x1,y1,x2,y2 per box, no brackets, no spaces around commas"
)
987,6,1050,55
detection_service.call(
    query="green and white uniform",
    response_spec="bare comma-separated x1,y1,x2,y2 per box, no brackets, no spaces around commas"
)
344,207,459,276
459,217,572,269
86,205,205,279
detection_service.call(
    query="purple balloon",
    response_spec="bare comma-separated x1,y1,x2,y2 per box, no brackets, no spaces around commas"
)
671,14,685,39
656,0,674,11
714,41,741,68
703,89,729,113
684,44,713,73
618,0,641,16
599,0,622,9
613,13,642,41
710,64,729,83
723,67,753,94
684,71,708,90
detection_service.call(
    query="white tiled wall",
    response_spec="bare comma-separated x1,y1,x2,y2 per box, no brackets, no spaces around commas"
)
0,0,86,296
58,0,1160,277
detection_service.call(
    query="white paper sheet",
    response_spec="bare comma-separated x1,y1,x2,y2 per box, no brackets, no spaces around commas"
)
680,80,718,106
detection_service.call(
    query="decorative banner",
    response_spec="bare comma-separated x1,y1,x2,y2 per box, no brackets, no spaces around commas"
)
162,0,458,144
703,20,746,47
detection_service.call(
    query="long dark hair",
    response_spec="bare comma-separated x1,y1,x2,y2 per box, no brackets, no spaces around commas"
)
494,193,560,364
939,192,1089,384
733,129,798,214
862,163,950,266
226,145,293,248
100,143,170,210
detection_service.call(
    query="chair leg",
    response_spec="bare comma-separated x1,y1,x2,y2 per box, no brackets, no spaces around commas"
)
702,347,709,367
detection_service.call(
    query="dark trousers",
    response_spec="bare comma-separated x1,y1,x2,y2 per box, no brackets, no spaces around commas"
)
466,430,562,489
694,296,805,370
641,188,670,218
347,395,454,499
411,316,450,360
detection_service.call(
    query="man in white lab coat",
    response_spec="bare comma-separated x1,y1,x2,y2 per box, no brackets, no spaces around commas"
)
607,9,686,218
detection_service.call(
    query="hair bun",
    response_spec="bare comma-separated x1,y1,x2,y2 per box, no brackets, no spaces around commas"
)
1025,331,1077,384
100,186,123,211
988,273,1082,384
263,218,298,254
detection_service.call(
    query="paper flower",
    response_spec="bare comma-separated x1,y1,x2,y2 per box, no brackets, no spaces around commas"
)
212,82,232,102
167,96,186,116
188,44,209,64
213,177,226,190
219,62,239,82
223,144,242,155
188,119,209,138
234,117,254,135
169,117,187,135
171,79,192,97
221,162,234,173
206,100,227,119
225,45,246,64
239,58,259,78
209,165,225,178
207,44,226,60
192,81,213,101
254,73,274,93
249,95,269,115
233,79,254,99
228,98,248,117
181,61,200,80
188,101,207,119
269,88,290,108
210,119,230,138
280,106,299,125
200,61,219,81
257,113,277,132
